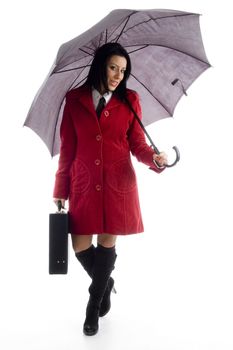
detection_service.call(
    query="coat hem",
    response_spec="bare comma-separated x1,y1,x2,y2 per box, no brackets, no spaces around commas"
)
70,231,144,236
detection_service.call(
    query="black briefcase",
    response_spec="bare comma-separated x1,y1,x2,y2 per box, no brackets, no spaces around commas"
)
49,201,69,274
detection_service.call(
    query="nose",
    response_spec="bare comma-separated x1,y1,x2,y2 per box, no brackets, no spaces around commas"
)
114,69,121,80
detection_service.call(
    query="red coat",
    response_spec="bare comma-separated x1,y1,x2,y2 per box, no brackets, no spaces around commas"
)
53,86,164,235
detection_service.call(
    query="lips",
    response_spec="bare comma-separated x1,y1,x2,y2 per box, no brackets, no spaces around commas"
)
109,81,118,87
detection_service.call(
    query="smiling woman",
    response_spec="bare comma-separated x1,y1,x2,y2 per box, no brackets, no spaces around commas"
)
53,42,168,336
4,3,233,348
106,56,127,92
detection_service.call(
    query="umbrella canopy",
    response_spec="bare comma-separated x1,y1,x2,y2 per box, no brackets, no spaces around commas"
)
24,8,210,156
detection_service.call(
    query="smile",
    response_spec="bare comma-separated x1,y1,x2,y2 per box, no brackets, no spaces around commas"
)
109,81,119,87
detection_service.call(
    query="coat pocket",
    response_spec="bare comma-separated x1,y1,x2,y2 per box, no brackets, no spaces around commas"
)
106,158,137,193
70,159,91,194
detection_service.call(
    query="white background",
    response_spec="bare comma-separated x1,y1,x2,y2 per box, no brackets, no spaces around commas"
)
1,0,233,349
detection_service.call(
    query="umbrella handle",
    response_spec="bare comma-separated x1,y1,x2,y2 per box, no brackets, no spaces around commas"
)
153,146,180,168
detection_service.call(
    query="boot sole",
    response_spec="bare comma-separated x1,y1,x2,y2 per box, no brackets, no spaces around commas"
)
83,326,99,336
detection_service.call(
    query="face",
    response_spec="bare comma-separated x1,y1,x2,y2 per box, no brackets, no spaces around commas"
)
105,55,127,92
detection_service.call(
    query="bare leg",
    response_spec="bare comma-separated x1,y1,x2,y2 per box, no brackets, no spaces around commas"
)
71,234,93,253
97,233,117,248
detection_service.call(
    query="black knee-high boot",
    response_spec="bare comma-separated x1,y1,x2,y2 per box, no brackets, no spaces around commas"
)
75,244,95,277
75,245,116,317
83,244,117,336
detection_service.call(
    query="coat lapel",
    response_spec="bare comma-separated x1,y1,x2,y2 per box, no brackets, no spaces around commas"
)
105,94,122,111
75,86,96,116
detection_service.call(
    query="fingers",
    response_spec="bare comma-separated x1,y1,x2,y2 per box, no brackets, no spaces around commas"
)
153,152,168,167
159,152,168,165
53,198,66,208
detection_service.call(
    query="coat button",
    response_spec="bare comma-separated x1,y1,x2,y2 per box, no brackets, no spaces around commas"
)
96,134,102,141
95,159,101,165
95,185,101,191
104,110,109,117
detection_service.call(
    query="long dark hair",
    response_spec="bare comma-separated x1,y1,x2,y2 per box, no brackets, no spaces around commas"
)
85,42,131,100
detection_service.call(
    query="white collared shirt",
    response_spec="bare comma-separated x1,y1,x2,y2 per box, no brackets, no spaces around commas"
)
92,88,112,110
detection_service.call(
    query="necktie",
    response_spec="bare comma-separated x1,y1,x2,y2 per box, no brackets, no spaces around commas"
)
96,97,105,118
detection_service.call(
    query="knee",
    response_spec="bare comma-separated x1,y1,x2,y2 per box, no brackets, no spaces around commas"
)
97,234,117,248
71,235,93,253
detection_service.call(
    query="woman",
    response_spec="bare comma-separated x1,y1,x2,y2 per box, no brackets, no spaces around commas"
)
53,43,167,336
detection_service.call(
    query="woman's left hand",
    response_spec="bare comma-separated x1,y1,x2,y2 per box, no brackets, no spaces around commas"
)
153,152,168,167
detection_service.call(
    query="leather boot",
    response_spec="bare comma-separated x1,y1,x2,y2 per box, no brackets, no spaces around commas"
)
83,244,117,336
75,245,116,317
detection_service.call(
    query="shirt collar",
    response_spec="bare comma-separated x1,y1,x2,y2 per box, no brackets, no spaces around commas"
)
92,88,112,109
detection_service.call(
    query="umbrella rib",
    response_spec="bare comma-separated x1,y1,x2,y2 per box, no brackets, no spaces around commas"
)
82,45,95,53
107,12,136,42
53,64,91,74
123,13,197,35
105,29,108,43
115,15,131,42
125,43,210,66
72,75,88,89
98,32,102,47
130,73,172,116
54,50,93,73
127,45,149,54
79,48,94,56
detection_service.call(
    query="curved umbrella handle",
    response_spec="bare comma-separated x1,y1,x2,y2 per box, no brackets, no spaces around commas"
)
165,146,180,168
153,146,180,168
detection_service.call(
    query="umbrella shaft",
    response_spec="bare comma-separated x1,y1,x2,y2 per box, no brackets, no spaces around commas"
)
124,98,160,154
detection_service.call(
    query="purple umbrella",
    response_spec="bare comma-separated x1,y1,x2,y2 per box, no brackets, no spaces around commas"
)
24,9,210,165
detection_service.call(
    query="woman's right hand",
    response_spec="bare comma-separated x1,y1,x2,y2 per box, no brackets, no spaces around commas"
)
53,198,66,208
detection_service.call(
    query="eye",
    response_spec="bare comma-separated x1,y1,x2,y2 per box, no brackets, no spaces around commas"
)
110,65,116,71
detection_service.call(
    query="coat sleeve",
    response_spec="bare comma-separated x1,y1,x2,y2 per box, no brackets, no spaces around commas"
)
127,92,165,173
53,99,77,199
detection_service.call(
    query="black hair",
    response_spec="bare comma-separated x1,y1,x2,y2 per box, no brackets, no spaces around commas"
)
85,42,131,100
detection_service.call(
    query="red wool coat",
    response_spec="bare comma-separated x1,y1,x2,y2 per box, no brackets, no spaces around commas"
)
53,86,164,235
